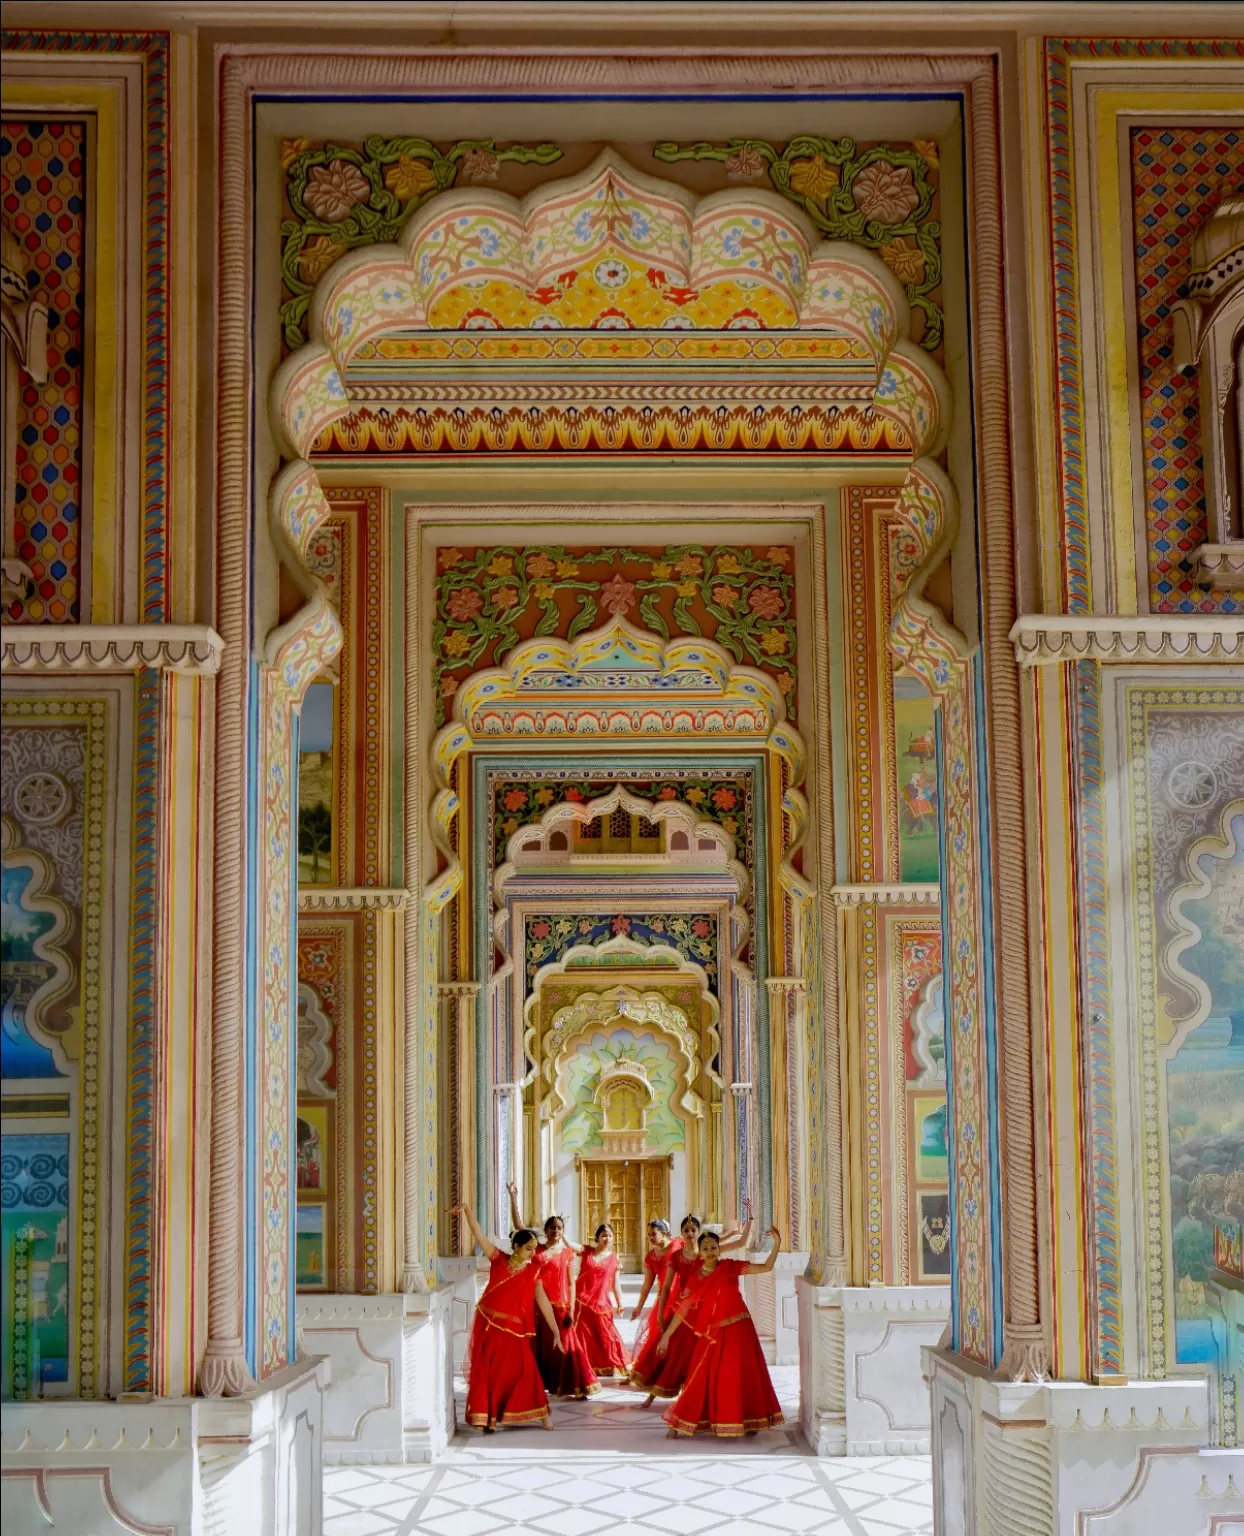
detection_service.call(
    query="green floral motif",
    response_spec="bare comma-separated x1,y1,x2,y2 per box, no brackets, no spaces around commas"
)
493,774,751,869
653,137,943,351
438,544,796,727
280,136,563,349
561,1030,685,1154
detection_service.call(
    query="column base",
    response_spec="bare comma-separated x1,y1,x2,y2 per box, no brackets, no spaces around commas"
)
925,1345,1244,1533
0,1357,327,1536
297,1290,455,1464
797,1279,950,1455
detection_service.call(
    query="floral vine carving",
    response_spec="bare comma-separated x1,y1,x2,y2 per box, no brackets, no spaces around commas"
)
653,136,943,350
435,544,796,726
279,136,563,348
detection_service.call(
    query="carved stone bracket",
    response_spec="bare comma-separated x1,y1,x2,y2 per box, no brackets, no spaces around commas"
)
1191,542,1244,592
1,624,225,675
831,883,941,906
297,887,408,912
1010,614,1244,666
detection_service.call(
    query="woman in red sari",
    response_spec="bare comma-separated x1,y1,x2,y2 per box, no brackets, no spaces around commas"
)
573,1224,628,1378
629,1205,751,1403
629,1218,677,1365
659,1225,784,1439
532,1215,599,1399
453,1203,562,1433
504,1188,599,1398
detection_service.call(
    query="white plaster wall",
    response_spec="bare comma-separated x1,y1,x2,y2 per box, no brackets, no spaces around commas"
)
297,1291,456,1464
797,1279,949,1456
925,1345,1244,1535
0,1358,326,1536
298,1296,403,1464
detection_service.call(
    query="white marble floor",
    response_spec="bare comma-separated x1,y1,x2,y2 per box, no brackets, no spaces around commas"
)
324,1281,934,1536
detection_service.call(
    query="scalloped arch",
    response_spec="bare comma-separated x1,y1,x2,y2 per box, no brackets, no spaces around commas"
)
1161,797,1244,1058
270,149,948,463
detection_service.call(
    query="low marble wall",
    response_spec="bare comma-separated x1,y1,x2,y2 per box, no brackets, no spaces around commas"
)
297,1289,456,1465
0,1357,327,1536
926,1345,1243,1535
797,1278,950,1455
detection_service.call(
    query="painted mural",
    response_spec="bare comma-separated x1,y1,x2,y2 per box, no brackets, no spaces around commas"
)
1168,808,1244,1365
279,135,942,353
1,860,68,1078
1,119,86,624
525,913,718,992
559,1028,685,1155
0,1133,70,1397
297,680,335,884
895,673,939,882
439,544,795,727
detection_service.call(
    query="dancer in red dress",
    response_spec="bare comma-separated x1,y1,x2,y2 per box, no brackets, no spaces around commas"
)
573,1224,628,1378
629,1205,751,1403
453,1204,562,1433
630,1218,677,1363
660,1225,784,1439
530,1214,599,1399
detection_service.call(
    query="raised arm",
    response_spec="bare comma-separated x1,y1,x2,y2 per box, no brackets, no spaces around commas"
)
452,1203,498,1262
720,1196,753,1252
506,1181,523,1233
742,1226,782,1276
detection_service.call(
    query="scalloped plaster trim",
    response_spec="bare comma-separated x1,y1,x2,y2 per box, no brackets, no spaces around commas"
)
0,625,224,675
1192,542,1244,590
831,883,941,905
1011,615,1244,666
297,887,408,911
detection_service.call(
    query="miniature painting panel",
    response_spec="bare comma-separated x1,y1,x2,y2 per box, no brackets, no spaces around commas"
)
296,1102,332,1196
296,1203,327,1289
297,682,335,884
560,1028,684,1155
1167,810,1244,1365
911,1092,948,1184
0,1133,70,1396
895,673,939,882
918,1191,951,1280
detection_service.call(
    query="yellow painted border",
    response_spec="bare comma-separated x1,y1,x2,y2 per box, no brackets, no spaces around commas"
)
3,79,123,624
1093,87,1244,617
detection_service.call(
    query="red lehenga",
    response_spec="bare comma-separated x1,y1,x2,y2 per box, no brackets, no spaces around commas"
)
574,1248,628,1377
463,1252,552,1430
534,1244,598,1398
664,1258,784,1438
630,1241,701,1397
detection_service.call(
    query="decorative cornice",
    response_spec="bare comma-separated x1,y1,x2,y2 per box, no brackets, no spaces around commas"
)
1191,542,1244,592
831,883,941,906
297,887,408,911
0,625,224,676
1010,614,1244,666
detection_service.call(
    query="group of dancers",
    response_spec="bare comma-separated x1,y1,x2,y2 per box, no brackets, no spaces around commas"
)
452,1189,784,1439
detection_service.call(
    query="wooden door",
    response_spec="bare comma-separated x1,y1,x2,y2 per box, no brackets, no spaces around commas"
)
606,1160,642,1263
579,1158,671,1269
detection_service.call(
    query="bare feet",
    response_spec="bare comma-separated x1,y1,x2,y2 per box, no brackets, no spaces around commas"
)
541,1416,555,1432
665,1427,679,1439
643,1394,655,1408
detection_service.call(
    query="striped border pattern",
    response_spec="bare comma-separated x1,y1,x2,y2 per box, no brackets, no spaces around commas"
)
1071,660,1122,1376
1043,36,1244,615
0,28,171,621
123,670,162,1391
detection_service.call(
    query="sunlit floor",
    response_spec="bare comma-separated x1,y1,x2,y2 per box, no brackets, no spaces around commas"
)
323,1280,935,1536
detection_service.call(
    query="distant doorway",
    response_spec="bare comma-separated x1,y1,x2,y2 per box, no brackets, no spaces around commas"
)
578,1156,671,1271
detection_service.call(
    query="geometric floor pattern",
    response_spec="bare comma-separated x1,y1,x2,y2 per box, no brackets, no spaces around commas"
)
324,1278,935,1536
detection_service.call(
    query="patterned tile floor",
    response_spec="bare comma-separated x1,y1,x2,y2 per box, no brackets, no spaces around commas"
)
324,1281,935,1536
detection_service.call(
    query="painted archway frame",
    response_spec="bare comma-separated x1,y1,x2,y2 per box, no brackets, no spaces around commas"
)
217,48,1035,1394
533,975,715,1233
267,149,954,1296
